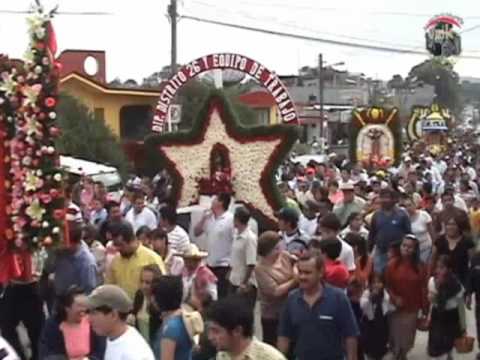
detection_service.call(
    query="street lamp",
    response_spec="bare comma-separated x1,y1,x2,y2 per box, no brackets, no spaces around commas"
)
318,54,345,151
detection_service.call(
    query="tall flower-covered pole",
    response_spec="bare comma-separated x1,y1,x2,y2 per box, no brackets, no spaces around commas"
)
11,1,65,250
0,56,21,281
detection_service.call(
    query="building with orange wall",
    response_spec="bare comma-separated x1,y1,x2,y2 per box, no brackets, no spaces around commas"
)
57,50,161,141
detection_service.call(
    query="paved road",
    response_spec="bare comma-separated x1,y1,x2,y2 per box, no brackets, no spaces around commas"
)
12,303,480,359
408,307,477,360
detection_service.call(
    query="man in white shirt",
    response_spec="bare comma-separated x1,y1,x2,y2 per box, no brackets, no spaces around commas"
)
299,201,319,238
124,191,157,233
194,193,235,299
229,207,257,309
87,284,155,360
318,213,356,272
159,206,190,253
276,207,310,254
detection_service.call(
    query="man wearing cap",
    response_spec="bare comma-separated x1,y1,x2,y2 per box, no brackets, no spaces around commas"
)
305,167,316,185
397,156,415,179
277,207,310,254
105,221,165,299
333,182,366,228
87,285,155,360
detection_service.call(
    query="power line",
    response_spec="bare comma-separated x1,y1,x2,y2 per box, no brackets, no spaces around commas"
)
0,10,112,15
186,0,423,49
189,0,480,19
181,14,480,59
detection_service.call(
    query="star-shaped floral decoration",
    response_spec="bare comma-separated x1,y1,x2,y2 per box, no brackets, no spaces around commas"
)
145,94,298,226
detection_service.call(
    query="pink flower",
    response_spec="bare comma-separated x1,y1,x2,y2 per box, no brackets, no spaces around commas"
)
39,193,52,204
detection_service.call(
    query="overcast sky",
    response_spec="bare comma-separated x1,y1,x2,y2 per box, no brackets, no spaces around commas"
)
2,0,480,82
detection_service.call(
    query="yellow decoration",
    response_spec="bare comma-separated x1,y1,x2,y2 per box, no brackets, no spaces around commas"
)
25,170,43,191
26,199,46,221
370,108,380,121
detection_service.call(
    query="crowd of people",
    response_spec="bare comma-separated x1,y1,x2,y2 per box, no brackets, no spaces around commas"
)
2,135,480,360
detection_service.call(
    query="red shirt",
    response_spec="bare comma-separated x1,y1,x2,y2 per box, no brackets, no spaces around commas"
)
385,258,428,312
324,259,350,289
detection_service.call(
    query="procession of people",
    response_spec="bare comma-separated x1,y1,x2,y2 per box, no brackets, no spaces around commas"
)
0,130,480,360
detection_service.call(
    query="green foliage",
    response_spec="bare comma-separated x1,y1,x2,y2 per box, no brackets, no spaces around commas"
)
409,59,463,113
55,93,129,178
461,81,480,104
176,79,258,129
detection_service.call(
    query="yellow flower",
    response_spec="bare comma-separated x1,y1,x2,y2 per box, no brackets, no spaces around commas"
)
25,116,41,136
26,199,46,222
25,171,43,192
22,84,42,107
0,72,17,96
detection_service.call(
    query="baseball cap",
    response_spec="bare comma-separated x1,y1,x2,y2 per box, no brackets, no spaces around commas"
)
86,285,132,313
340,182,354,191
276,207,299,223
306,167,315,175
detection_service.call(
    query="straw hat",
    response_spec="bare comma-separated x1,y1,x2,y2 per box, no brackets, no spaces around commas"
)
180,243,208,259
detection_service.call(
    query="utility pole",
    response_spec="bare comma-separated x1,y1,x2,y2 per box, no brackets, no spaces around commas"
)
318,53,325,149
168,0,178,75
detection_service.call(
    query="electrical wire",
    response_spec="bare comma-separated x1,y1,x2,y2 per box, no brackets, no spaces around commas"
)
0,10,112,15
181,13,480,59
186,0,423,49
189,0,480,19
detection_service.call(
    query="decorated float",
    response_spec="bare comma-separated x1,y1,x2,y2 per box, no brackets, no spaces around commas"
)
407,103,452,155
349,106,401,169
0,1,67,282
146,54,299,228
425,14,463,60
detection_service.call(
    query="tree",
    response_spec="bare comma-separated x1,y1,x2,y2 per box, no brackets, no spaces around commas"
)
55,93,130,178
409,59,463,113
175,78,257,129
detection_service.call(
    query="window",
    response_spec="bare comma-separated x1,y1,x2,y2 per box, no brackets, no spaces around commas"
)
94,108,105,121
120,105,153,141
255,108,270,125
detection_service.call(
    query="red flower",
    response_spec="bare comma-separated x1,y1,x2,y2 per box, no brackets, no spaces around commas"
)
53,209,65,221
49,127,61,137
45,97,56,108
49,189,60,198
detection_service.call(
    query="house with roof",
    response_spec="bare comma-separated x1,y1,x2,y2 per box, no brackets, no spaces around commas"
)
58,50,161,142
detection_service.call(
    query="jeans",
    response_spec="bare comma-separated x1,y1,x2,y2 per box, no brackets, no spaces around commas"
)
373,251,389,274
208,266,230,299
228,283,257,310
261,318,278,346
0,282,45,360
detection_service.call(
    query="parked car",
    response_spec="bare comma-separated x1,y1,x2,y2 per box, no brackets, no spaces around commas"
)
59,156,123,198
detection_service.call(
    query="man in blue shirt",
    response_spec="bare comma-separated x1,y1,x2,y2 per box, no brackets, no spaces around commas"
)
278,253,359,360
368,188,411,274
54,221,98,295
